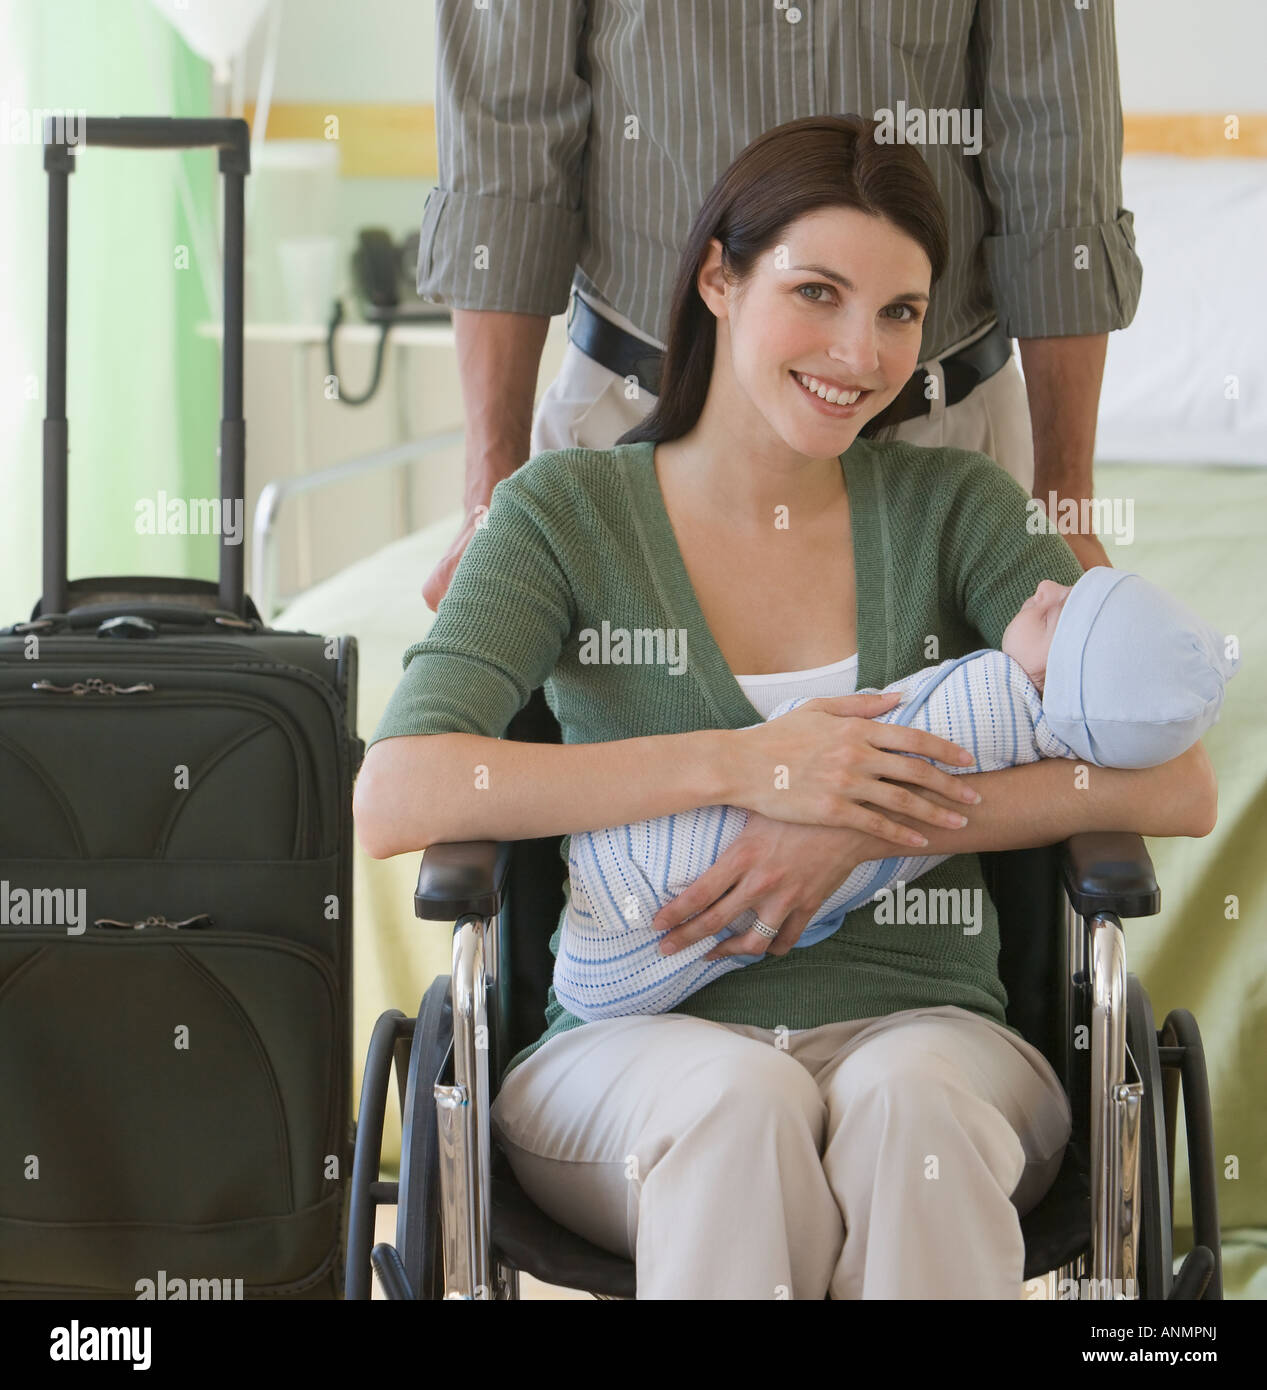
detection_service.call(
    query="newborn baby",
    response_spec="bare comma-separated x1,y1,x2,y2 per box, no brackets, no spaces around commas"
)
555,567,1238,1021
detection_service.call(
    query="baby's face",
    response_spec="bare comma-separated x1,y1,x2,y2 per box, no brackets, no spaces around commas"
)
1001,579,1074,692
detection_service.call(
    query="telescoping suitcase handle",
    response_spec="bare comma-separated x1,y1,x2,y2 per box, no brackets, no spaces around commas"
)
41,116,250,620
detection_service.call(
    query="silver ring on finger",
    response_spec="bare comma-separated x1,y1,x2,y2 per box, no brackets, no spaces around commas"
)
750,917,779,940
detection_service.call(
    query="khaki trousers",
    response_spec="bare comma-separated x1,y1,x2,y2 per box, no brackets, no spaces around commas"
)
530,311,1036,495
490,1004,1072,1300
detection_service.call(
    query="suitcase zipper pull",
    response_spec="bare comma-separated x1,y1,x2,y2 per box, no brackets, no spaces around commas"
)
31,676,156,696
93,913,216,930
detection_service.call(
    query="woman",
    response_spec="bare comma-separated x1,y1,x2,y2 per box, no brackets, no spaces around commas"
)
354,116,1216,1299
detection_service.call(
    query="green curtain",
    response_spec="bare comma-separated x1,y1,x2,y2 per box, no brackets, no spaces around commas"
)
1,0,218,618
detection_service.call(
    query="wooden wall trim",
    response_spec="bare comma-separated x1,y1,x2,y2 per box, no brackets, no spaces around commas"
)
243,104,1267,178
243,103,437,178
1123,111,1267,158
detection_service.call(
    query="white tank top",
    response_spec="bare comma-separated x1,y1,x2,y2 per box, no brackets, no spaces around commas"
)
733,652,859,719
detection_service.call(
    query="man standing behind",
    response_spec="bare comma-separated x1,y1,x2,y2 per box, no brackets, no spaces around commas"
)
419,1,1140,608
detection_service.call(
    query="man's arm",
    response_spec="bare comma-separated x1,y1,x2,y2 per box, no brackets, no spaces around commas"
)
422,309,550,611
971,0,1142,572
419,0,591,609
1018,333,1112,572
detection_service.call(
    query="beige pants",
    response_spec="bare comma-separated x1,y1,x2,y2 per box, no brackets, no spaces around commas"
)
530,314,1036,494
490,1004,1072,1299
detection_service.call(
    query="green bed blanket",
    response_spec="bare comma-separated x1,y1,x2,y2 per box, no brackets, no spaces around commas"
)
1091,460,1267,1299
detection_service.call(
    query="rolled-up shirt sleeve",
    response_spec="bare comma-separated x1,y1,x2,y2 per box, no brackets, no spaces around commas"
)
417,0,591,315
367,467,576,745
970,0,1143,338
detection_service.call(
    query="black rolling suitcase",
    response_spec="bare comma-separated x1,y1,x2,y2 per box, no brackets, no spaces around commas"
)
0,118,362,1299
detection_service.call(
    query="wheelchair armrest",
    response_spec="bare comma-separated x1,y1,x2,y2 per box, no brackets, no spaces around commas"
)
414,839,513,921
1060,832,1160,919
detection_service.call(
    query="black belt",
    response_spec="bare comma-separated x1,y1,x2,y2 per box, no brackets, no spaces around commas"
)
566,291,1012,420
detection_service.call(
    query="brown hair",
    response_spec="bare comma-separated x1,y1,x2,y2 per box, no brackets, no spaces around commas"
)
615,113,949,447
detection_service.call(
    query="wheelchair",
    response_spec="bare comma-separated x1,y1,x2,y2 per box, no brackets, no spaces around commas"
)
346,687,1223,1301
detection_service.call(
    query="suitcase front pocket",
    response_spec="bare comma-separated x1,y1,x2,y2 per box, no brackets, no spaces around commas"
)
0,689,321,859
0,928,341,1291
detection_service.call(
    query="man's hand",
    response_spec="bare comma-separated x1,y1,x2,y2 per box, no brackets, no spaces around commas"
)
422,508,483,613
423,308,551,611
1061,529,1111,572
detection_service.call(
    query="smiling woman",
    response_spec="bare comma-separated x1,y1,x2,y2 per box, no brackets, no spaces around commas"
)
356,114,1214,1301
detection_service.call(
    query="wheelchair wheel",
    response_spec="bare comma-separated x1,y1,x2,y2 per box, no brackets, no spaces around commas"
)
1127,973,1173,1299
394,974,454,1300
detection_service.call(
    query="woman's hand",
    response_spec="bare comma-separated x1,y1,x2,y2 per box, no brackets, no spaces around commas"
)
733,691,980,847
652,810,892,962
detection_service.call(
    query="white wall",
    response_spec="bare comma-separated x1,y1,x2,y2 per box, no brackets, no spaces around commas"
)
1117,0,1267,111
243,0,438,103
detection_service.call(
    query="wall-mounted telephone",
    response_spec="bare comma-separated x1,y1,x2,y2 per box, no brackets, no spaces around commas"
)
326,228,450,406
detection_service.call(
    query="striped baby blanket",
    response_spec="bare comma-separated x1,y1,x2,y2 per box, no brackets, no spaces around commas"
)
555,649,1077,1019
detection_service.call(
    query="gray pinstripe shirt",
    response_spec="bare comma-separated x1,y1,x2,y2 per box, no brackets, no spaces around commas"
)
417,0,1142,359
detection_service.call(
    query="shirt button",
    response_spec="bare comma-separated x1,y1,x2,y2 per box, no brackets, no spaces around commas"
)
785,5,803,22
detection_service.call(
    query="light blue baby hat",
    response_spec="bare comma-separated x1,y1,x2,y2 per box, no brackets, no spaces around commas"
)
1042,567,1240,767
